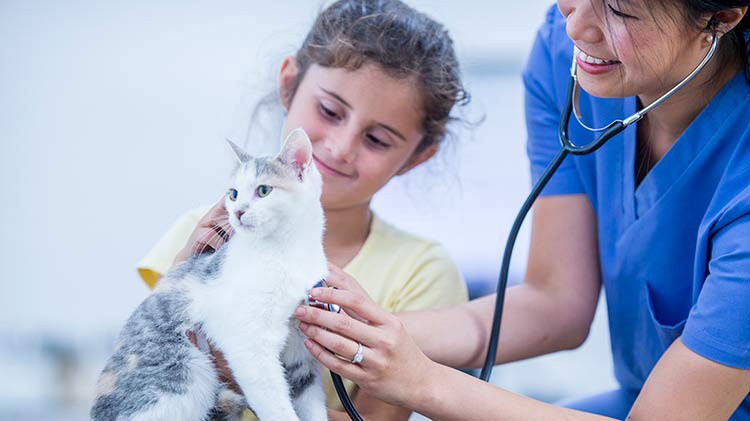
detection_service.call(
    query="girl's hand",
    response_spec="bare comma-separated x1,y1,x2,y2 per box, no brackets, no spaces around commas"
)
173,198,233,265
294,265,435,409
186,331,242,396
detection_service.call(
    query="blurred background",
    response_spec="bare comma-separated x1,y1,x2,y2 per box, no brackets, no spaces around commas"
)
0,0,618,419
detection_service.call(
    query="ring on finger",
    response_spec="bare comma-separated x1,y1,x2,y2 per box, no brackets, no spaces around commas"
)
351,342,364,364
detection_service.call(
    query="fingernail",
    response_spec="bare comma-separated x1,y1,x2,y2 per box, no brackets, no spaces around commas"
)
294,306,306,316
304,339,313,348
299,322,309,331
310,288,320,298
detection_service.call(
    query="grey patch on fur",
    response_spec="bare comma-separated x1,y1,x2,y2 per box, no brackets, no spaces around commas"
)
284,360,316,399
169,244,227,282
254,157,288,179
283,361,303,375
90,290,203,420
288,370,316,399
206,388,248,421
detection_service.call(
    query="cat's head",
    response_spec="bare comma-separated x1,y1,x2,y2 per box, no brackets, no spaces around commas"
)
225,128,322,238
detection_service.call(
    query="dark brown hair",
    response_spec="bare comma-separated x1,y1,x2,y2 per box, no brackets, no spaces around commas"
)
284,0,470,154
612,0,750,83
675,1,750,83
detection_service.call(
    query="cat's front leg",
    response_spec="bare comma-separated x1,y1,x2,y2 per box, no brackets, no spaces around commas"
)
229,354,300,421
291,368,328,421
284,329,328,421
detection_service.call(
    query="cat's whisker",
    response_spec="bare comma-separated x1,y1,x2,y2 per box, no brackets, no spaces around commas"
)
197,231,221,255
192,228,220,256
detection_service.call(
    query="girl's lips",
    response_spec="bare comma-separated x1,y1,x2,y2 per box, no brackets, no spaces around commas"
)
313,155,352,178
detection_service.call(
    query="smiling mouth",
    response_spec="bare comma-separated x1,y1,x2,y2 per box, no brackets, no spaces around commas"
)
313,155,352,178
574,46,620,65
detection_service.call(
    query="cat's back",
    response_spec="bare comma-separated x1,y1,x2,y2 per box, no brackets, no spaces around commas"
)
90,288,216,420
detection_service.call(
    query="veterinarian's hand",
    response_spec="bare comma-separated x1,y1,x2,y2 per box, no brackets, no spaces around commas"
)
174,198,233,265
294,265,435,409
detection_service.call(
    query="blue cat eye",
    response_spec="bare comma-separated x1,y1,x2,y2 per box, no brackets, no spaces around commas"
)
227,188,238,201
256,185,273,198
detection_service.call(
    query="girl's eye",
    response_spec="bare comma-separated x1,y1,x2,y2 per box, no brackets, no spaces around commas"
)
607,4,636,19
366,134,390,149
256,185,273,198
320,103,340,120
228,188,238,201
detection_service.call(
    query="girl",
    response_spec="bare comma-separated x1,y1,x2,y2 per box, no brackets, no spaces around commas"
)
137,0,470,419
295,0,750,419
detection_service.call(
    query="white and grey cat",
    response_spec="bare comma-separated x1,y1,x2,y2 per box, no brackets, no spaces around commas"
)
91,128,329,421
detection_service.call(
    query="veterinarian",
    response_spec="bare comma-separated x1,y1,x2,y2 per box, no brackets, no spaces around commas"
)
295,1,750,419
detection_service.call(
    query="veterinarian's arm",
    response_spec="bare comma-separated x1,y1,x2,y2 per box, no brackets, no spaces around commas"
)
400,195,601,369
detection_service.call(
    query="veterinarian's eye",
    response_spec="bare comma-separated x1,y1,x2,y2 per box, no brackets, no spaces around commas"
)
256,185,273,197
228,188,238,201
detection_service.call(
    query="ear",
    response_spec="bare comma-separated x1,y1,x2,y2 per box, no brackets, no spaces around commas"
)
396,143,438,176
225,138,251,163
278,56,299,111
707,7,748,35
278,128,313,180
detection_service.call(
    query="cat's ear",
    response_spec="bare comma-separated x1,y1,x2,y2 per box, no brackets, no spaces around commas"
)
278,128,313,180
225,138,251,163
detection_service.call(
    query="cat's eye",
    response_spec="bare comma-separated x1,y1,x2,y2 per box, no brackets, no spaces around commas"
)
256,185,273,198
228,188,238,201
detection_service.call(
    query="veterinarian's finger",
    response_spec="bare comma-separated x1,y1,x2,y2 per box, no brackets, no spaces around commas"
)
303,338,366,381
298,322,372,367
325,264,366,293
295,305,382,348
309,286,389,326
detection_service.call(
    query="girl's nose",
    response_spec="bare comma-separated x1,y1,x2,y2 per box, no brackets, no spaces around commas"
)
327,130,358,163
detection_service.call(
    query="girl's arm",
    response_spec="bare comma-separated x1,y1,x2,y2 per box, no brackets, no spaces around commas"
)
400,194,602,369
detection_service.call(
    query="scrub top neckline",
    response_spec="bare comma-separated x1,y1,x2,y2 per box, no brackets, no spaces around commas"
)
623,72,748,221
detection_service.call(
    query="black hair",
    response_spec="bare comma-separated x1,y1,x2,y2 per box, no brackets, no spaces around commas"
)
641,1,750,83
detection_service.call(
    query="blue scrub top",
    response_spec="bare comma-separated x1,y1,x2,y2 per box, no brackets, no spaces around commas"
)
524,6,750,419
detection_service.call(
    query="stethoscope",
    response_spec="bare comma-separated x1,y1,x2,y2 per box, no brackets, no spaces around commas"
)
329,32,719,420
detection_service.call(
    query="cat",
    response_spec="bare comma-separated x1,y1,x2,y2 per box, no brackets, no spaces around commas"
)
91,128,329,421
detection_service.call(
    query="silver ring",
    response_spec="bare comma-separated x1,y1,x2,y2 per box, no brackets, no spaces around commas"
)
351,342,363,364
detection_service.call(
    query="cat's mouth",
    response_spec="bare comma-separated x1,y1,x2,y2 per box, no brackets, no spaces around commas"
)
232,218,255,231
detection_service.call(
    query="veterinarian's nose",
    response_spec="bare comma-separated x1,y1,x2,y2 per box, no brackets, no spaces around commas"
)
235,210,244,221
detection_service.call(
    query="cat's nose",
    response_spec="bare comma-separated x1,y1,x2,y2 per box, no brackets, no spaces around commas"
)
235,210,244,221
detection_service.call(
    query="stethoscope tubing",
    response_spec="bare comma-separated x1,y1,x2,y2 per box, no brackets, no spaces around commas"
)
335,31,718,420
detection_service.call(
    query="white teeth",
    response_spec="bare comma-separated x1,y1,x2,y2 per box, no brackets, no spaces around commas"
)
574,46,618,65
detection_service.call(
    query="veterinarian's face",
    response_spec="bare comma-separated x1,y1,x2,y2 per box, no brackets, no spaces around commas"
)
557,0,712,100
279,59,434,210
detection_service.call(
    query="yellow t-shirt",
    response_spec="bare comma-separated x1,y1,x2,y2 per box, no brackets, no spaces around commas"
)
137,206,468,417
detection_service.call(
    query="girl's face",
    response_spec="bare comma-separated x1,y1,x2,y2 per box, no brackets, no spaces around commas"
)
278,60,435,210
558,0,712,100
